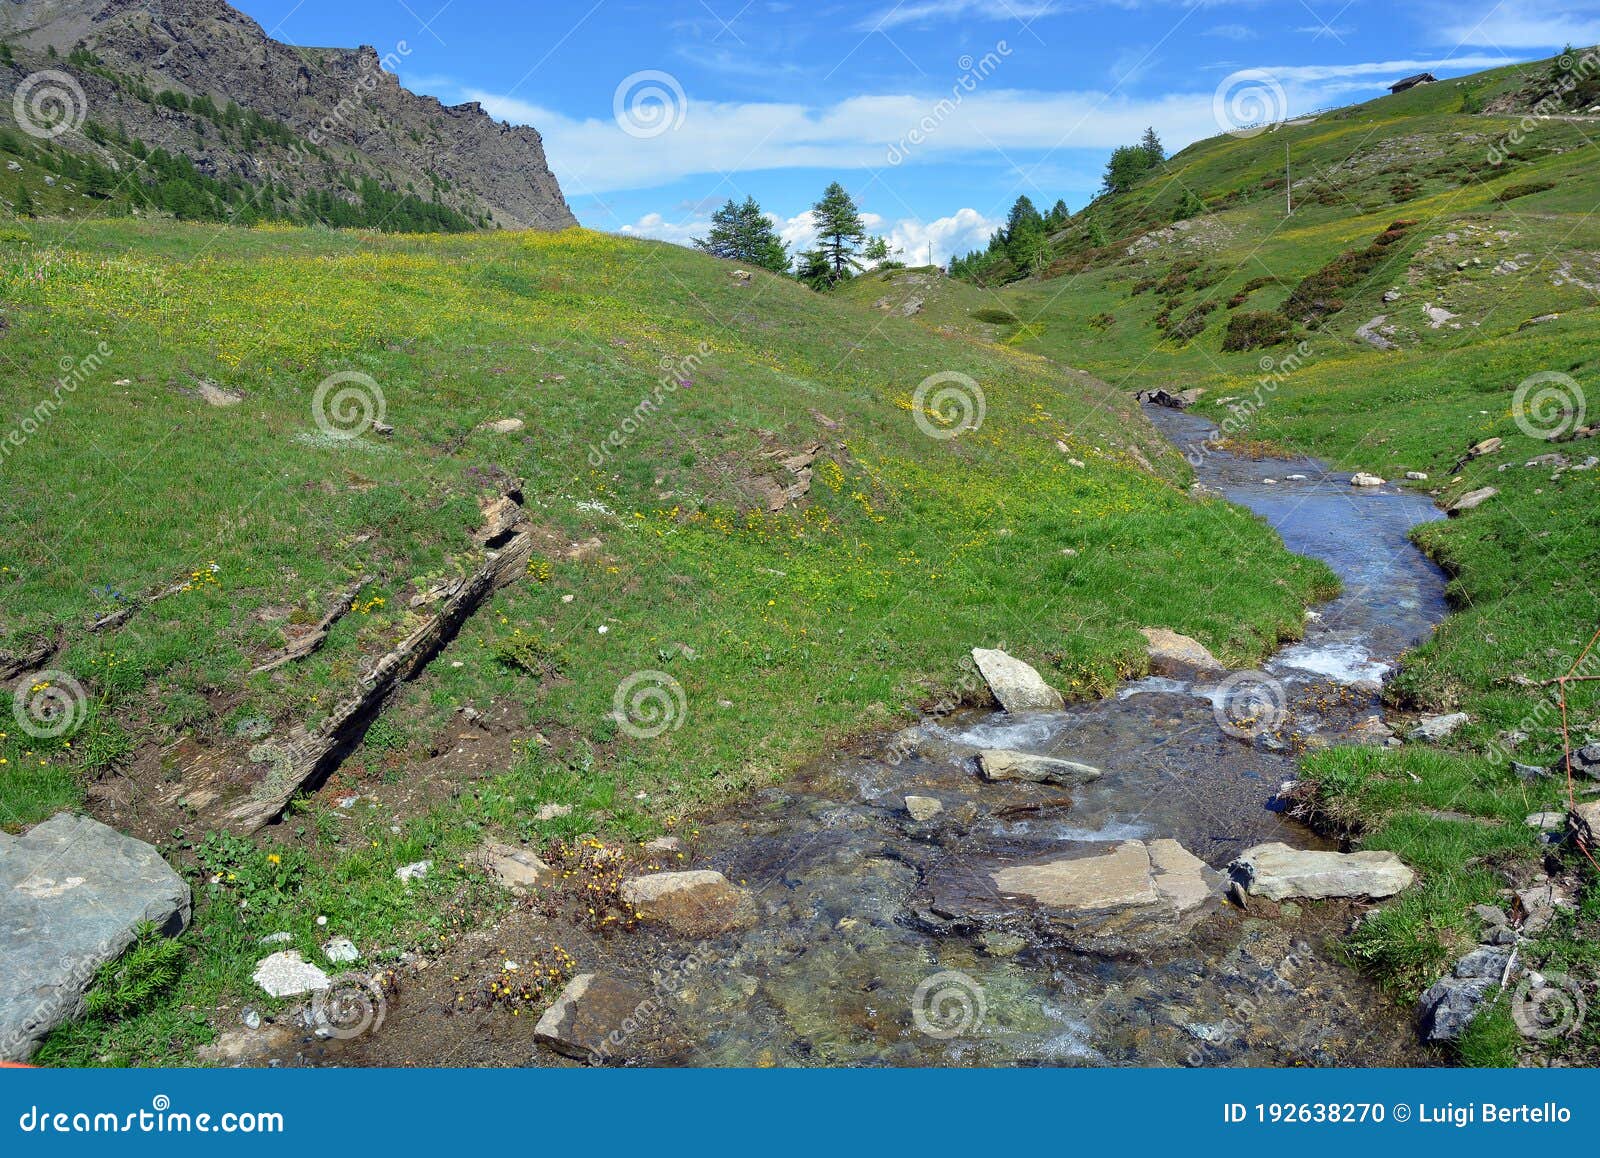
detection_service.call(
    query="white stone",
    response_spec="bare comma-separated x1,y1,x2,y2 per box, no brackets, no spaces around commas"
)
1408,712,1468,741
252,950,331,997
395,859,432,882
971,647,1064,712
322,937,360,964
977,748,1102,785
1230,842,1415,901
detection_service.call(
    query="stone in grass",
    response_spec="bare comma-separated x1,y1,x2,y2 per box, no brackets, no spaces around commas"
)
1229,842,1415,901
395,860,432,882
1447,486,1498,515
1407,712,1468,742
620,871,757,938
970,648,1064,713
1138,627,1224,677
252,950,331,998
1417,947,1511,1042
475,842,556,890
976,749,1103,786
322,937,360,965
480,418,525,434
0,814,192,1062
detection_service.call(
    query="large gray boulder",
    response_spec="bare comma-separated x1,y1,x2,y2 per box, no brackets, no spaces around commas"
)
1230,842,1415,901
1,814,191,1060
1417,947,1511,1042
971,648,1064,713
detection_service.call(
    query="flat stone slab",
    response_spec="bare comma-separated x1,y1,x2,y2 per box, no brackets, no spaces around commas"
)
252,950,331,997
535,973,675,1064
913,838,1220,955
977,748,1102,786
971,648,1064,713
1229,842,1415,901
1408,711,1468,742
1,813,191,1061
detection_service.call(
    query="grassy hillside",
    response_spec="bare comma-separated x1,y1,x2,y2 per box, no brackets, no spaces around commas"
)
0,219,1338,1062
856,50,1600,1063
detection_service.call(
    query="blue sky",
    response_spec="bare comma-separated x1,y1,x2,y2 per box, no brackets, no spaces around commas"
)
235,0,1600,262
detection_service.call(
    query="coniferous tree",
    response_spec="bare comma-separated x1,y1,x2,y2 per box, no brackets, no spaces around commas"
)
810,181,866,283
693,196,788,273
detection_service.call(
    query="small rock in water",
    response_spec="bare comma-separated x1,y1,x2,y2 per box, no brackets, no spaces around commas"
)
977,748,1102,786
395,859,432,882
1350,472,1385,487
252,950,331,998
1408,712,1468,742
905,795,944,822
535,973,667,1064
1229,842,1415,901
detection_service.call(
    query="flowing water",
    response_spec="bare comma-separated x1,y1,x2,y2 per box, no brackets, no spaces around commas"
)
325,406,1452,1068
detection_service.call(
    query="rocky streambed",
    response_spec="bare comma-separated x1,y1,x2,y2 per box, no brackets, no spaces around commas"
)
247,403,1459,1069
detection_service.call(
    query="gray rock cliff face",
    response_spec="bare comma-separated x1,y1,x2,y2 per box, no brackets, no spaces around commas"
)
1,0,576,229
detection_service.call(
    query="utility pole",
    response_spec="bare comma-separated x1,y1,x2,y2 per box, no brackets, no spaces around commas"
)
1286,142,1292,216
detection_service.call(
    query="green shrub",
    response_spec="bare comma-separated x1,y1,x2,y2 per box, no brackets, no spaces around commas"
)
1221,310,1292,350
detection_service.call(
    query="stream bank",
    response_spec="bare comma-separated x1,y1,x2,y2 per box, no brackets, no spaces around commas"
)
264,405,1451,1068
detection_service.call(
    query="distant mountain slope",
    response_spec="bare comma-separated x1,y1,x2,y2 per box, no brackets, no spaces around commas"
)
0,0,575,230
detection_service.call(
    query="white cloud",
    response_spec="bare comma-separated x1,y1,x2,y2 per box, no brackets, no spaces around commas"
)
1439,0,1600,49
441,52,1515,200
861,0,1060,30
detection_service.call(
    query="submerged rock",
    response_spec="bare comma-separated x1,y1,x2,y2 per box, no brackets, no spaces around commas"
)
971,648,1064,712
904,795,944,822
1350,472,1386,487
912,838,1220,955
1229,842,1415,901
1139,626,1224,677
0,814,191,1061
976,748,1102,786
620,870,757,938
